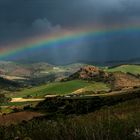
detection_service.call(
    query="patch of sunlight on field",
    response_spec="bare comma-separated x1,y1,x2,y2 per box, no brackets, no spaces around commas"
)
73,82,110,94
1,75,27,80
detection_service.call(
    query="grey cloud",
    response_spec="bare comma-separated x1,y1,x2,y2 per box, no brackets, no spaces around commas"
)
0,18,61,45
31,18,61,34
0,0,140,64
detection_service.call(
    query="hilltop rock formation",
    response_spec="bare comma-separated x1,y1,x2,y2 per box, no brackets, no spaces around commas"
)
64,66,113,83
64,65,140,90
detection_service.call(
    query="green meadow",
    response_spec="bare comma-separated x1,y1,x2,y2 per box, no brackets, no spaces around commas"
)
8,80,110,98
106,64,140,75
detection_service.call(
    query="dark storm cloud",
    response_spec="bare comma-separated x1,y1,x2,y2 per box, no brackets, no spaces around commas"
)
0,18,61,45
1,0,140,43
0,0,140,64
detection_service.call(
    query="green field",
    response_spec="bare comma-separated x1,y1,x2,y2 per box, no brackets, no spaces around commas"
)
106,64,140,75
79,83,110,93
8,80,110,98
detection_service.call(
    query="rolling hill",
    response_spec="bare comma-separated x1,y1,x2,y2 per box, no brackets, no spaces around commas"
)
7,65,140,99
64,65,140,90
106,64,140,75
1,62,140,100
0,61,86,86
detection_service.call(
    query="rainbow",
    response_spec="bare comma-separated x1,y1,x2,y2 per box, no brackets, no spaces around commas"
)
0,24,140,59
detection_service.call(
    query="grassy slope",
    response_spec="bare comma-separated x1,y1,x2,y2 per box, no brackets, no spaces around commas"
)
106,64,140,75
1,98,140,140
8,80,109,98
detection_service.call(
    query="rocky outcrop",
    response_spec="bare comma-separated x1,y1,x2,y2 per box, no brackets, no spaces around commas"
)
65,65,113,83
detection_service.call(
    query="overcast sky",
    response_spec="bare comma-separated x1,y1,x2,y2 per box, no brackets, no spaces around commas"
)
0,0,140,64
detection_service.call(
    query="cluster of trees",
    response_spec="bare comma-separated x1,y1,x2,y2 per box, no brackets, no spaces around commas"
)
0,94,11,105
36,88,140,115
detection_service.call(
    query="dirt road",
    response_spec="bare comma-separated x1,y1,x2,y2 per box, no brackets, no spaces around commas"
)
11,98,45,102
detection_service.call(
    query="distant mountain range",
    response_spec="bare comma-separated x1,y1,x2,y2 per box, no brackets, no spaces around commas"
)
69,57,140,67
12,57,140,66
